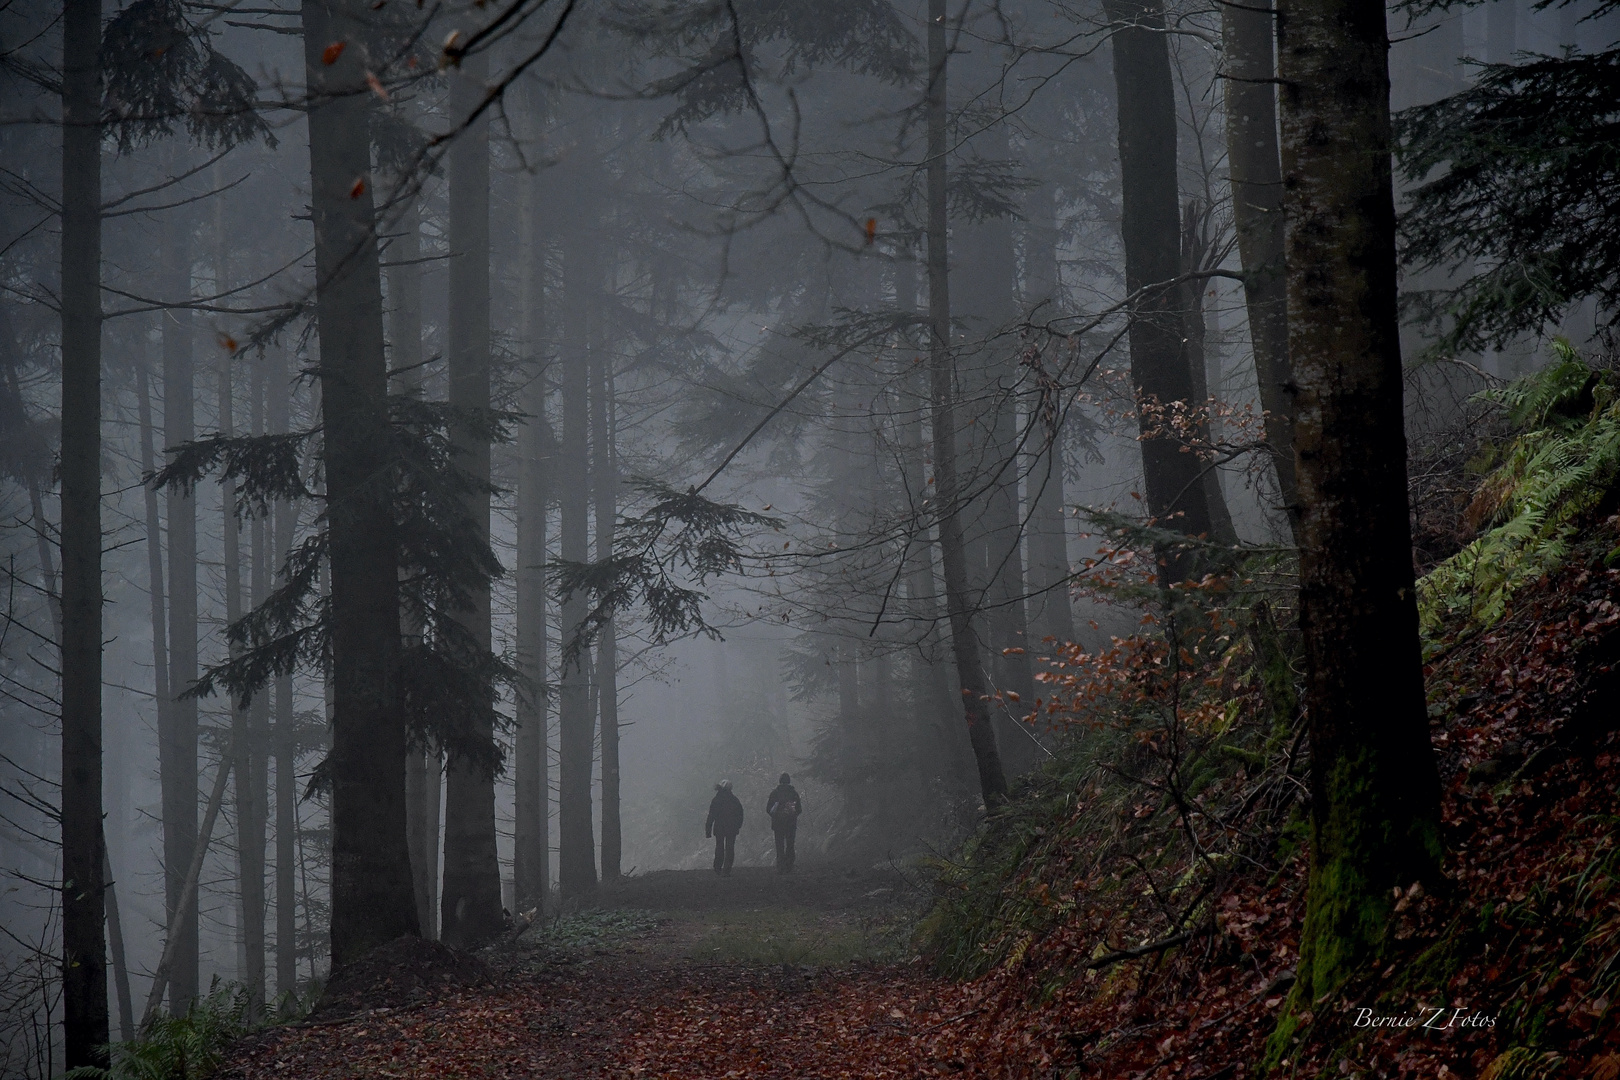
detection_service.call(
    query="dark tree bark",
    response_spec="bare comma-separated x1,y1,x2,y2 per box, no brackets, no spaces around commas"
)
388,193,441,940
249,357,272,1005
955,207,1040,774
1272,0,1444,1023
1221,0,1299,532
59,0,107,1061
513,162,550,910
440,48,504,947
1103,0,1217,573
159,201,201,1012
927,0,1007,808
267,347,300,993
1180,202,1239,545
102,850,134,1042
593,339,621,881
558,199,597,897
301,0,419,964
220,267,266,1017
1020,183,1075,647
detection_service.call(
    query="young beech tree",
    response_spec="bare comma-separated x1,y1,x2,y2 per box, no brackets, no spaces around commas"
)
1102,0,1225,575
1273,0,1444,1033
1221,0,1298,531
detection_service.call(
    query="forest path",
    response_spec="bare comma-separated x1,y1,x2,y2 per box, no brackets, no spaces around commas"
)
218,862,980,1079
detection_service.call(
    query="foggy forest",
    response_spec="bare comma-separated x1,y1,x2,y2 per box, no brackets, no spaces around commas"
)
4,0,1620,1073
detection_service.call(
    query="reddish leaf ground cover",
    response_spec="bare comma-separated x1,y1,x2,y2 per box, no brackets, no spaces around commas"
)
219,562,1619,1080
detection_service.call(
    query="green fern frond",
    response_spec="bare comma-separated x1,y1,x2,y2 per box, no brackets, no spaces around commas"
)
1419,346,1620,649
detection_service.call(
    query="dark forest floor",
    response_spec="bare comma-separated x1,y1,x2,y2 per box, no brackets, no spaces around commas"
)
215,861,980,1079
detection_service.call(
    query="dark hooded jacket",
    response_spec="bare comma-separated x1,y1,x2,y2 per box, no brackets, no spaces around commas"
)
706,788,745,837
767,784,802,829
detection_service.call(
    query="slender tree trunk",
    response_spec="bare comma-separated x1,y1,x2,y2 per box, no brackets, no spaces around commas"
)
140,755,232,1029
59,0,107,1060
927,0,1007,808
268,347,300,993
1020,184,1075,647
219,256,266,1018
439,48,504,947
1181,202,1239,545
160,198,201,1012
959,210,1041,774
1103,0,1216,575
1221,0,1299,533
558,200,597,896
137,361,173,784
388,192,440,941
136,361,171,1032
301,0,419,964
248,356,271,1008
1271,0,1444,1029
513,163,550,910
593,340,621,881
103,850,135,1042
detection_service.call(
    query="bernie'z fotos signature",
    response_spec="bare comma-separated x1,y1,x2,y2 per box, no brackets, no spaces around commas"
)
1354,1007,1497,1031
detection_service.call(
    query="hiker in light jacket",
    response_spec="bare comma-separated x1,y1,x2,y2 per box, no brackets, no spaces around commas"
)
705,780,745,875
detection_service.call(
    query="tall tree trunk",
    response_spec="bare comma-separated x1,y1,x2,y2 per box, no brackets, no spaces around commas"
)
593,340,621,881
513,163,550,910
248,355,271,1008
440,47,504,947
927,0,1007,809
103,850,135,1042
140,754,232,1028
1181,201,1239,545
1221,0,1299,534
1020,183,1075,648
558,199,597,897
137,359,173,809
59,0,107,1060
160,198,201,1011
301,0,419,964
267,348,301,993
1271,0,1444,1028
959,211,1041,775
1103,0,1216,576
388,192,441,940
220,253,266,1018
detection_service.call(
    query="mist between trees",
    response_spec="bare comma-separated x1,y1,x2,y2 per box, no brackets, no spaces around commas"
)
1,0,1615,1071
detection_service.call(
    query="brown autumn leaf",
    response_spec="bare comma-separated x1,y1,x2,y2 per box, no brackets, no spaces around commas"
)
349,177,366,199
365,71,389,100
321,40,346,65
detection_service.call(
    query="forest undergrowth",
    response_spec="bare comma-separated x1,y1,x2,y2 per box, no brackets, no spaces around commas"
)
905,354,1620,1079
179,356,1620,1079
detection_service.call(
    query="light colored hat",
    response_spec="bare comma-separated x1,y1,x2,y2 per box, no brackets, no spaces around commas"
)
718,779,732,790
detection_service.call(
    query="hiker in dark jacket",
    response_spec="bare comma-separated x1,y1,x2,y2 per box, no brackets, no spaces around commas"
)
705,780,745,875
766,774,802,872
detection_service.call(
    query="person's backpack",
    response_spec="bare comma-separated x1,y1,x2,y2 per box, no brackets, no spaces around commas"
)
771,791,800,825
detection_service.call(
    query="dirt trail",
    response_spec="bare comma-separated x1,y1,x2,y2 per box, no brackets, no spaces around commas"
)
216,862,971,1080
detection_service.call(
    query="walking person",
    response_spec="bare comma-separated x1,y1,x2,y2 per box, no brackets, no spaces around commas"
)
767,773,802,873
705,780,744,875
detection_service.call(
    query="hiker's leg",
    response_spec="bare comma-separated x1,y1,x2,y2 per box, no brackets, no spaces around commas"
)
774,828,786,869
785,826,796,870
713,835,725,873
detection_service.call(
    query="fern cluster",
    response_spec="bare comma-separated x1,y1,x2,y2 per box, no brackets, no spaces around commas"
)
65,981,312,1080
1418,343,1620,648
